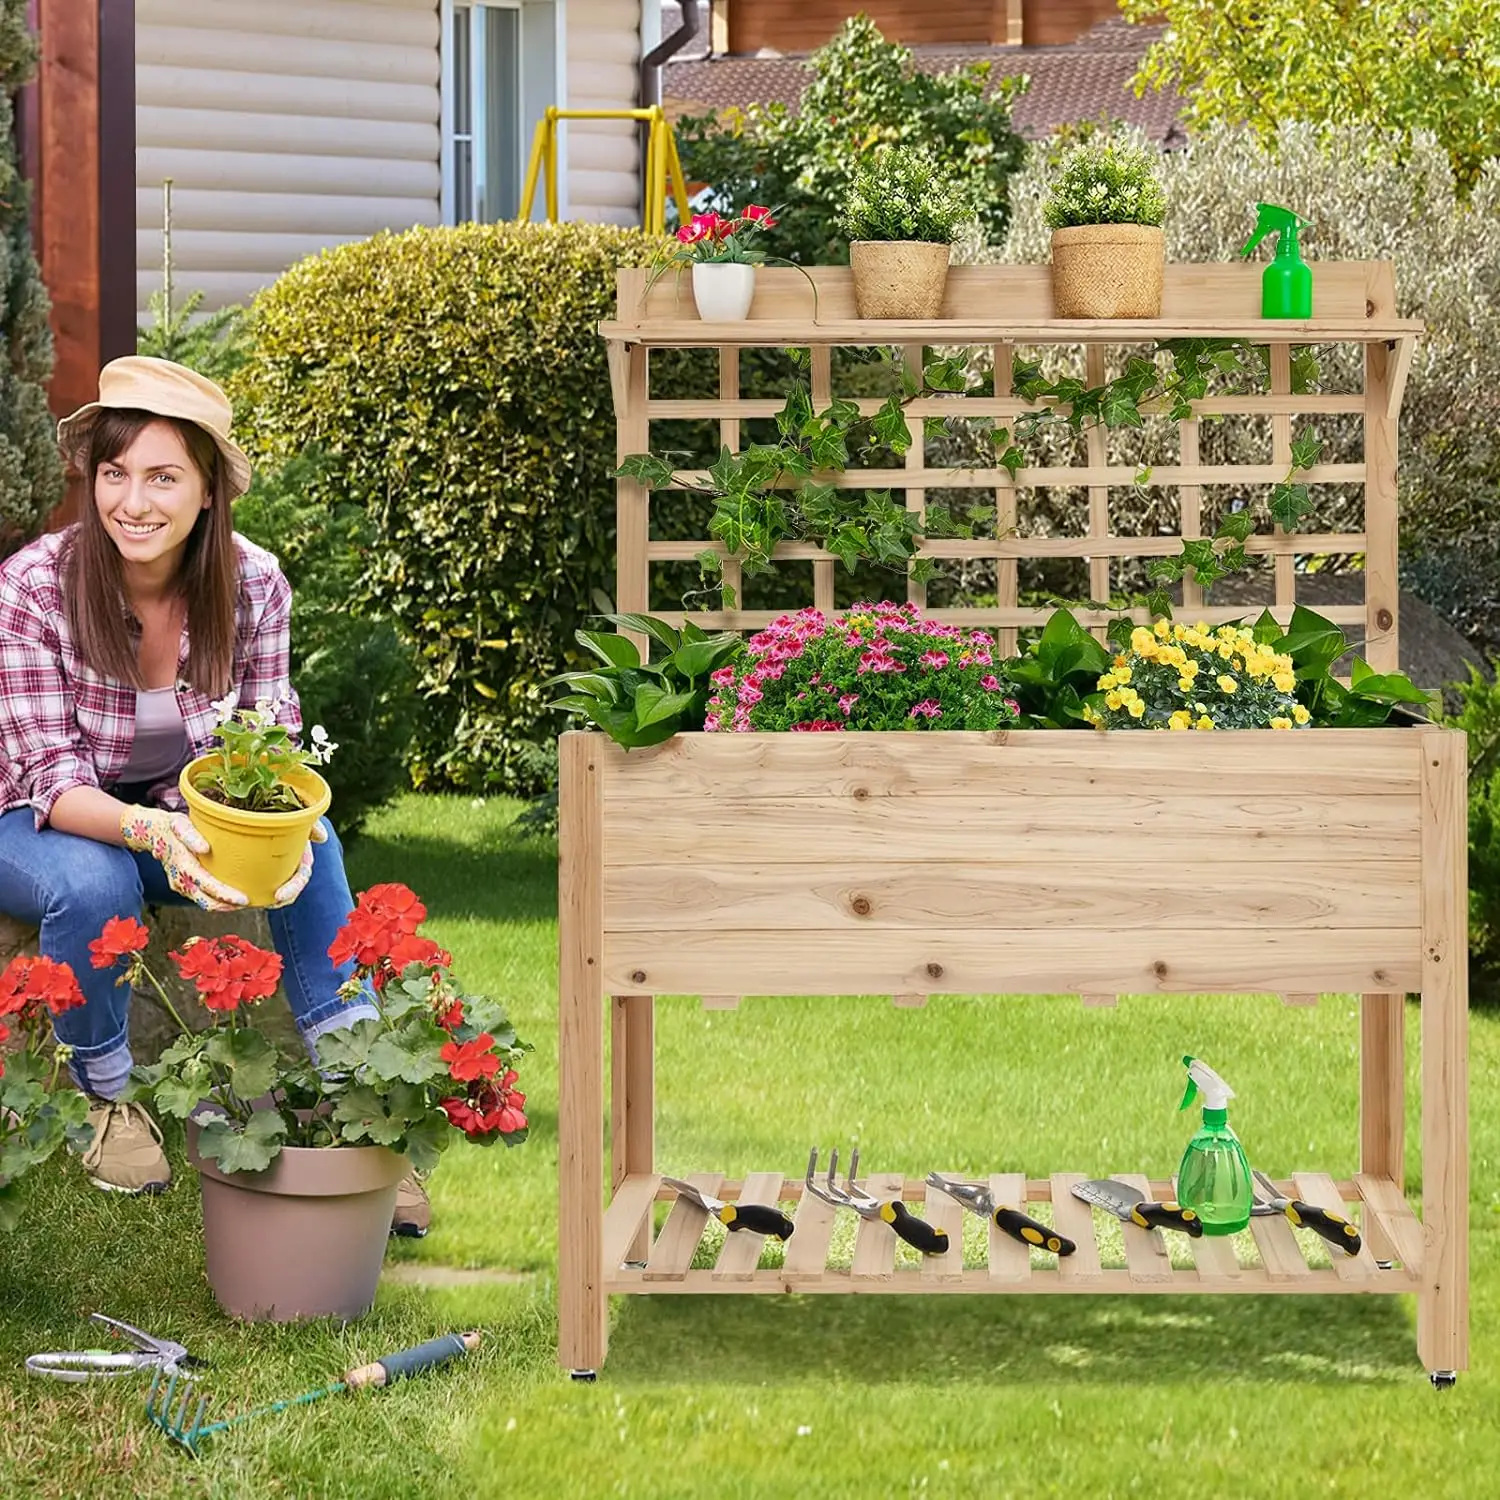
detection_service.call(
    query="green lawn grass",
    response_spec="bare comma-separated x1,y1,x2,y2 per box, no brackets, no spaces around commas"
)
1,792,1497,1498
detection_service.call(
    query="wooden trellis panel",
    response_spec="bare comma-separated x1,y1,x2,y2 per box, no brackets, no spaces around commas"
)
602,263,1421,675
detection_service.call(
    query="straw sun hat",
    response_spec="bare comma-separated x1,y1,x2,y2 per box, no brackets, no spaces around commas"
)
56,355,253,499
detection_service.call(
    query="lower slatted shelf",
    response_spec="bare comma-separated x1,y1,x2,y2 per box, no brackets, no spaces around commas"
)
601,1171,1422,1294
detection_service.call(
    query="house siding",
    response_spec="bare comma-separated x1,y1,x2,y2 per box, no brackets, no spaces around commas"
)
565,0,641,225
135,0,443,314
728,0,1019,52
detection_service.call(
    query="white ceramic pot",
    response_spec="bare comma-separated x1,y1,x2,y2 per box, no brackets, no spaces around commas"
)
692,262,756,322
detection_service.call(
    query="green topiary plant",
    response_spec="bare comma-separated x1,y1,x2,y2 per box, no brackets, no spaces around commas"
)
0,1,64,558
232,221,679,794
839,145,977,244
1042,139,1168,229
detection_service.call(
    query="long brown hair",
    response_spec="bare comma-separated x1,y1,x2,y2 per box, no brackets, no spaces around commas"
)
62,409,238,695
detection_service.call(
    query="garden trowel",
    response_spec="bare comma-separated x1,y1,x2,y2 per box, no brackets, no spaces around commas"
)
1070,1178,1203,1237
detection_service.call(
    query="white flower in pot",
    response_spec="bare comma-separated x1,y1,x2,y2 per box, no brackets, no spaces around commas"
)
1042,137,1168,319
838,144,978,319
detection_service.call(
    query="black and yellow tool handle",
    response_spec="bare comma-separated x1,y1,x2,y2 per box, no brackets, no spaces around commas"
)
1129,1201,1204,1238
1283,1200,1362,1256
716,1202,796,1240
879,1199,949,1256
992,1205,1077,1257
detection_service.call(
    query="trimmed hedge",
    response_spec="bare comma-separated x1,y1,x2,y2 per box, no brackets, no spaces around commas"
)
232,222,670,793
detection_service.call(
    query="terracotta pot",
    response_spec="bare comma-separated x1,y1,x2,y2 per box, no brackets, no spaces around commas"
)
691,262,756,321
189,1126,405,1322
1049,224,1164,318
848,240,950,319
179,757,331,907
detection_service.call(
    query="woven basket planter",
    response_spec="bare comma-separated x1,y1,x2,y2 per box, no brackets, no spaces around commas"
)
1050,225,1164,318
849,241,950,319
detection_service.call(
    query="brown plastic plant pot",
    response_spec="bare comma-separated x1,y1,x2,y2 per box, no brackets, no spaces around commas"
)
189,1129,406,1322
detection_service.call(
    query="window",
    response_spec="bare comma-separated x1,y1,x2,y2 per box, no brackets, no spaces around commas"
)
443,0,561,224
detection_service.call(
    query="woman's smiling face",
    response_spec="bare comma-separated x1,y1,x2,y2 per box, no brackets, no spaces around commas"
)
93,418,211,583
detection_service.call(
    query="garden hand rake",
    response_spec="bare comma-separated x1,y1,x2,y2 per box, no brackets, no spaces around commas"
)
146,1331,480,1457
805,1147,949,1256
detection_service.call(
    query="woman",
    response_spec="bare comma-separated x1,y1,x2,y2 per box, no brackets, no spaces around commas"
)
0,357,427,1232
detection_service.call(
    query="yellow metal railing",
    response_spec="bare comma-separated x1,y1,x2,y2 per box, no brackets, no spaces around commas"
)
518,106,691,235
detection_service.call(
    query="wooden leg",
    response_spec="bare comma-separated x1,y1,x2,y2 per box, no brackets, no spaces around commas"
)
558,733,607,1375
1418,732,1469,1375
1359,992,1405,1263
611,993,655,1264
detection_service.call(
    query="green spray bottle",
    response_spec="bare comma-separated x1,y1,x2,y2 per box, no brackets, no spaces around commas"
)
1240,203,1313,319
1176,1056,1253,1235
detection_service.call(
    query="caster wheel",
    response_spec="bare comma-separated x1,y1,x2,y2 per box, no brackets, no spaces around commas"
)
570,1369,599,1384
1430,1371,1457,1390
1375,1260,1394,1271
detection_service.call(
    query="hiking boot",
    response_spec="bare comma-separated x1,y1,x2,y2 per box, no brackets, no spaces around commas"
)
81,1099,171,1195
391,1169,430,1238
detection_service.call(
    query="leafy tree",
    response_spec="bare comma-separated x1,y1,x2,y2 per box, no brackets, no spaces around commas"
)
1123,0,1500,190
675,16,1029,264
0,0,63,557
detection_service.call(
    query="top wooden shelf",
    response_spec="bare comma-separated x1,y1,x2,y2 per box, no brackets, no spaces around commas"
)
602,263,1423,350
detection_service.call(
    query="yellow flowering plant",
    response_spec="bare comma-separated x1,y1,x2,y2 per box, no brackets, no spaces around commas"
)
1086,619,1311,732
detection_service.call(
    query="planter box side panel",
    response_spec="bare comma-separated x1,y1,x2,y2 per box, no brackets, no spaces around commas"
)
598,732,1429,998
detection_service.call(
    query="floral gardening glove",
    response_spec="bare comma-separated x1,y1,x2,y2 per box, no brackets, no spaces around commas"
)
119,807,248,912
269,820,328,909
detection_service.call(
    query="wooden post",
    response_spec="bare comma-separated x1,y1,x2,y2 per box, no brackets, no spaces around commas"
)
610,994,654,1264
558,732,607,1375
1418,730,1469,1375
1359,335,1406,1261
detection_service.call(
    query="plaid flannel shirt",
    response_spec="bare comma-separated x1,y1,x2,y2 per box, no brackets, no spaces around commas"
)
0,527,301,828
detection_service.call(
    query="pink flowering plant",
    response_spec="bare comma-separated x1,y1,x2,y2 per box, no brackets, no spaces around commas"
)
670,205,780,265
705,602,1021,733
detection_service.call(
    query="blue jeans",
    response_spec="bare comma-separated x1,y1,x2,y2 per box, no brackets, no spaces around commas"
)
0,805,378,1097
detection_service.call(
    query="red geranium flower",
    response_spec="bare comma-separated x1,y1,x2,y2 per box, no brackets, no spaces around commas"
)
170,935,282,1012
0,955,85,1017
88,915,150,969
373,933,452,991
440,1033,501,1083
328,884,428,970
439,1070,527,1139
435,998,464,1031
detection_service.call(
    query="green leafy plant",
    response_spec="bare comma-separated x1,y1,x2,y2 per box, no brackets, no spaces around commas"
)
112,886,530,1174
0,955,92,1229
548,614,744,747
1006,609,1115,728
1043,138,1167,229
1266,604,1434,726
675,16,1028,266
189,698,337,813
839,144,978,244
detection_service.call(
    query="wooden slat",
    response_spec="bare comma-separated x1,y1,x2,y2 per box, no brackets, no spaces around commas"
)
657,603,1370,632
643,1172,722,1282
987,1171,1031,1285
891,993,928,1008
1291,1172,1375,1284
616,263,1409,330
1270,343,1296,609
850,1171,906,1282
905,341,929,612
712,1172,785,1282
1281,993,1319,1007
1248,1205,1313,1282
598,730,1422,801
1354,1173,1424,1278
993,341,1019,656
922,1177,967,1284
1080,993,1119,1008
609,993,654,1264
1178,416,1203,612
1116,1173,1174,1284
616,345,650,658
647,530,1367,563
1364,340,1400,672
665,461,1366,492
1359,992,1406,1262
1051,1173,1104,1284
1086,346,1110,638
781,1183,839,1283
716,345,743,614
601,1173,661,1272
1174,1176,1241,1281
604,927,1420,997
700,994,741,1010
811,346,835,617
604,795,1422,867
642,394,1370,420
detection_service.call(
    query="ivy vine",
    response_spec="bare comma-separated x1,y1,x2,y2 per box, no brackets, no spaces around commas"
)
615,339,1324,613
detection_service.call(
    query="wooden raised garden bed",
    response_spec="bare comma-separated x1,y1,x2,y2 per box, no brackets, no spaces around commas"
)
558,263,1466,1383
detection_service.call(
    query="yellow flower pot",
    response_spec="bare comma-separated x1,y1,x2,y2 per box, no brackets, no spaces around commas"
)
179,757,332,908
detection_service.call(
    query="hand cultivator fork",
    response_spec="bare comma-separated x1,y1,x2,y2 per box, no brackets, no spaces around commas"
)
805,1147,949,1256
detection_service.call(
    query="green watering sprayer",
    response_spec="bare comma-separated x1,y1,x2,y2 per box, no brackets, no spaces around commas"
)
1176,1056,1253,1235
1240,202,1313,319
